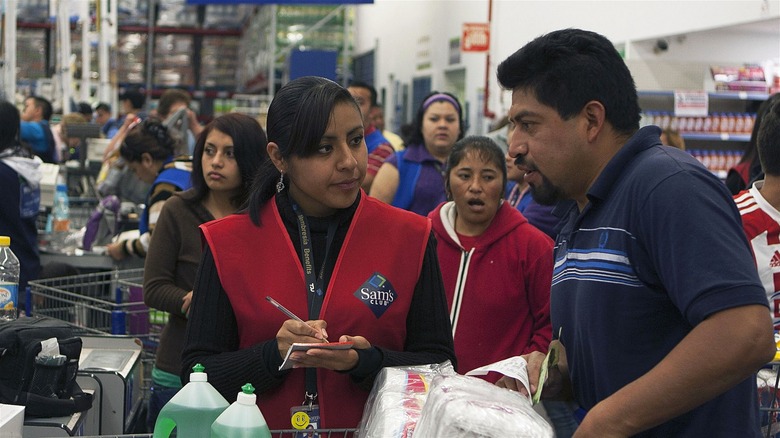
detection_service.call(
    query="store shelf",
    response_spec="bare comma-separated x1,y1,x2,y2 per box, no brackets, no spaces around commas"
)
681,132,751,142
638,90,769,101
119,25,241,36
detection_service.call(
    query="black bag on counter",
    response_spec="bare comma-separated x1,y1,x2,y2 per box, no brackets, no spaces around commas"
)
0,315,93,417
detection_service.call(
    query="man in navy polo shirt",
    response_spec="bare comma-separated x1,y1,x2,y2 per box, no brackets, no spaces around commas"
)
495,28,774,437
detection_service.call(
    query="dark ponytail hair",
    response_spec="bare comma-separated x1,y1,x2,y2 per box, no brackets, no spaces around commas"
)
119,118,176,163
247,76,358,225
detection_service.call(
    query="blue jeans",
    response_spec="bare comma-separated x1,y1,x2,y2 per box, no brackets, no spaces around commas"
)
147,383,180,433
543,400,579,438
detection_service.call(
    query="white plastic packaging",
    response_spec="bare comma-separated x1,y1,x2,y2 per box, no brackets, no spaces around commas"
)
414,373,553,437
357,361,454,438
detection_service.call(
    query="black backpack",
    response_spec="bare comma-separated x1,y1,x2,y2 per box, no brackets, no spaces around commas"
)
0,316,93,417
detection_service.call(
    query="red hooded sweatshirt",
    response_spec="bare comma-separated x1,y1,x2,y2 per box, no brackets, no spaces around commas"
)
429,201,553,380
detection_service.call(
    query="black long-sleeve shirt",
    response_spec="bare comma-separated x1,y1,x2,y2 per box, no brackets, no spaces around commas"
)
181,192,456,402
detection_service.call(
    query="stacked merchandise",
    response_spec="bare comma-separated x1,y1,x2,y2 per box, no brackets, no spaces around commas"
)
156,0,199,28
116,33,147,84
204,5,251,29
711,65,768,93
153,35,195,87
200,36,240,89
16,29,48,81
117,0,149,26
18,0,49,23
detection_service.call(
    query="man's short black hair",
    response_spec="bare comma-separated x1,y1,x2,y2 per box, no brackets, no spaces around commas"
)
119,89,146,110
347,80,378,107
497,28,641,136
757,94,780,176
76,102,93,117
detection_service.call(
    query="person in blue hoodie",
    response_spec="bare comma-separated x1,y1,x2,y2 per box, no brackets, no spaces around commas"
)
19,96,56,163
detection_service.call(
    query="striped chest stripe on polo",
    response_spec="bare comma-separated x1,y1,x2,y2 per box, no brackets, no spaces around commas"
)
553,227,642,287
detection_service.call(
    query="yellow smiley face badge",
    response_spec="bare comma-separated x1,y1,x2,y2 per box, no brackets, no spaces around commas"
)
291,411,310,429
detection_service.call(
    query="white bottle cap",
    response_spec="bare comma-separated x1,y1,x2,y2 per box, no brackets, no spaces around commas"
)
190,363,208,382
236,383,257,405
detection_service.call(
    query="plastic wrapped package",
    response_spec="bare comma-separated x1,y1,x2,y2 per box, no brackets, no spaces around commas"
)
414,373,553,438
356,361,455,438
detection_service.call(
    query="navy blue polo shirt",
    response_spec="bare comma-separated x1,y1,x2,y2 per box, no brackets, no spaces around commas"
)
551,126,767,437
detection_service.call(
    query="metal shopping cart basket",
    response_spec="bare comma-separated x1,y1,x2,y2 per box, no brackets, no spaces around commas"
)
80,430,358,437
79,430,358,437
26,269,166,398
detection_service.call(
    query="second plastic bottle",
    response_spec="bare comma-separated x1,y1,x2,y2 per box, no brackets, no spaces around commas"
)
211,383,271,438
152,363,229,438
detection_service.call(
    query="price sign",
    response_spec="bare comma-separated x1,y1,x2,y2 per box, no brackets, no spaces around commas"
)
674,90,709,117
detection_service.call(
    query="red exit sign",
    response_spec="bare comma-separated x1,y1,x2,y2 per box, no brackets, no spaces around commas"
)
462,23,490,52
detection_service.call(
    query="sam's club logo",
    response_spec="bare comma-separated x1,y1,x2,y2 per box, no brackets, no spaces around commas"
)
354,272,396,318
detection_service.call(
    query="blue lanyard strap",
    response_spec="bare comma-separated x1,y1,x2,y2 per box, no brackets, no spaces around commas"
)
291,200,338,403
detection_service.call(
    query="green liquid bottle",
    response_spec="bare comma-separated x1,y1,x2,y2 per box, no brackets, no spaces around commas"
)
211,383,271,438
153,364,229,438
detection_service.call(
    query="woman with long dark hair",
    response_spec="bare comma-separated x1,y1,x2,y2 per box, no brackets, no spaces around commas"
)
143,113,268,429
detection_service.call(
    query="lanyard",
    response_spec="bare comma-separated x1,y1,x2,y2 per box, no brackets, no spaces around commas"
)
291,202,338,319
291,200,338,405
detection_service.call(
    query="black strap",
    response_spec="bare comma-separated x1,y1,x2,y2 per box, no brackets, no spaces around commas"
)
0,381,93,417
291,201,338,406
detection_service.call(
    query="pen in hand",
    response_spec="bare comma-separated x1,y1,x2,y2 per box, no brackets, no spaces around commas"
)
265,296,329,342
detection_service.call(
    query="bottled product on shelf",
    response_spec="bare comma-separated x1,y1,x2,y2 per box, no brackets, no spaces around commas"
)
0,236,20,321
688,149,743,180
51,184,70,251
153,363,229,438
641,111,756,135
211,383,272,438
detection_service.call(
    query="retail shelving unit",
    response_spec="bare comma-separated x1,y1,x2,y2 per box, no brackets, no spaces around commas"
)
13,1,249,117
638,90,768,178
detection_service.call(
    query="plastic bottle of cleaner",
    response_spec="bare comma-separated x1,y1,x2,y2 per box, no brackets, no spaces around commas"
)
0,236,20,321
51,184,70,251
211,383,271,438
153,363,229,438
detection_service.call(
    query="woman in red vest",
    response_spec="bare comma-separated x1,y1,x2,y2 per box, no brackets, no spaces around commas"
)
181,76,456,430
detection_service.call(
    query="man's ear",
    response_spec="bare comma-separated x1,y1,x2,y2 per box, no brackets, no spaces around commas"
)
267,142,286,173
582,100,606,143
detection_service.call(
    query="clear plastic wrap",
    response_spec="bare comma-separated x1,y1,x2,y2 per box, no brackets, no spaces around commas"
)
356,361,455,438
414,373,553,437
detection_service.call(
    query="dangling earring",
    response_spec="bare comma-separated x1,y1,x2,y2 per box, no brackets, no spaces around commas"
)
276,172,285,193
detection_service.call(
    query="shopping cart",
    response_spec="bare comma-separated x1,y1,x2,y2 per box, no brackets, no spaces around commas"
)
80,430,359,438
759,362,780,438
26,269,166,404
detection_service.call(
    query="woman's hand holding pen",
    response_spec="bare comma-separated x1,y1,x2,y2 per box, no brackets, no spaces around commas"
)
276,319,329,357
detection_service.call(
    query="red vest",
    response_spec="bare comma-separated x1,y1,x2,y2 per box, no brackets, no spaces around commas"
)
201,194,431,429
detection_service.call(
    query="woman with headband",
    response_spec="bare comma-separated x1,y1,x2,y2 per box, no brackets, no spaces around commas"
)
370,91,464,216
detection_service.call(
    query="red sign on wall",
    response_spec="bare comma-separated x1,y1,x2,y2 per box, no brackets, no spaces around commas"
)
461,23,490,52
